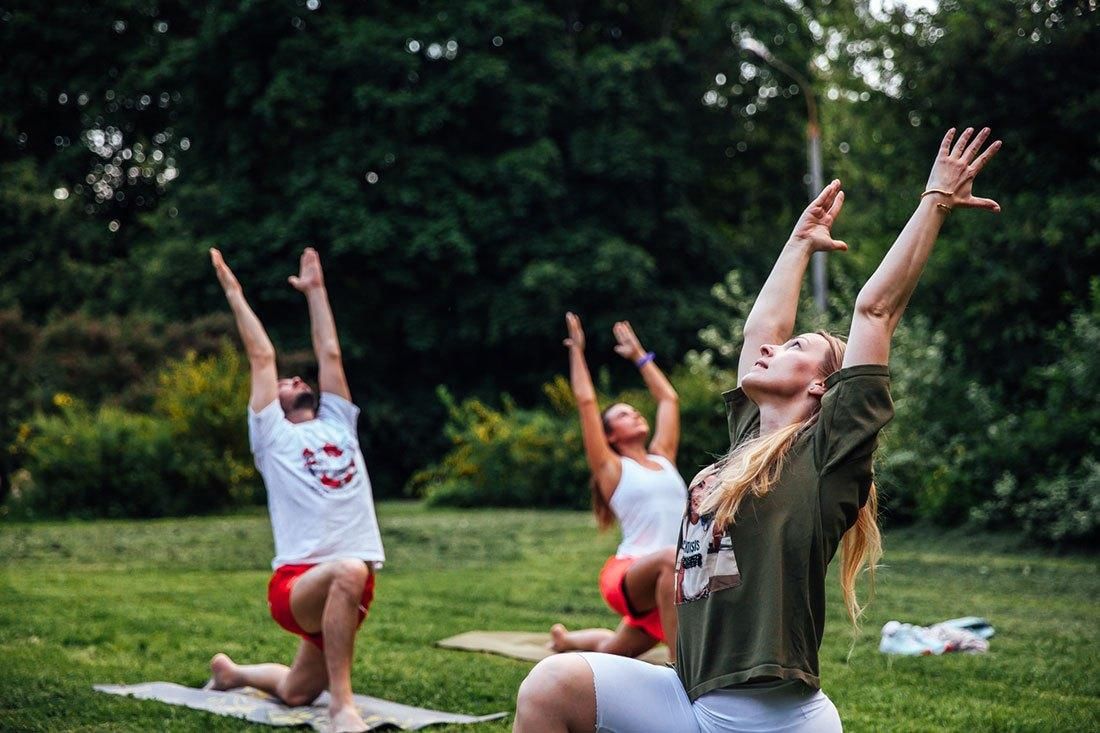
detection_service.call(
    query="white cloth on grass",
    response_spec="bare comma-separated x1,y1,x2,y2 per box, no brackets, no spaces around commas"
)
879,617,993,655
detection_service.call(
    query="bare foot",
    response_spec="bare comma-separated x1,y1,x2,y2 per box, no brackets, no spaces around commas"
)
548,623,570,652
207,653,240,691
330,703,369,733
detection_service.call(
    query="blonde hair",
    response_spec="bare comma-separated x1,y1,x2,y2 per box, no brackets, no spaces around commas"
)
699,331,881,626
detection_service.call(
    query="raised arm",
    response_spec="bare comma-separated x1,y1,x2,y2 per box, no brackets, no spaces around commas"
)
844,127,1001,368
737,180,848,385
288,247,351,401
612,321,680,463
210,248,278,411
564,312,621,495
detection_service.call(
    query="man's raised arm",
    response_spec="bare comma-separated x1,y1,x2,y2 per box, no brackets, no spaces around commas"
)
289,247,351,401
210,248,278,411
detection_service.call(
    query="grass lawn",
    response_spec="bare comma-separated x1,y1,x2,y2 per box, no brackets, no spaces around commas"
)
1,502,1097,732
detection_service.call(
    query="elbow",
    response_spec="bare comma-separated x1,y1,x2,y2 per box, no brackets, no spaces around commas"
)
317,342,342,361
249,348,276,366
742,322,774,342
854,294,893,322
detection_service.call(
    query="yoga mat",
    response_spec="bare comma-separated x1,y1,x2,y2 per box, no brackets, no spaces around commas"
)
94,682,507,731
436,631,670,665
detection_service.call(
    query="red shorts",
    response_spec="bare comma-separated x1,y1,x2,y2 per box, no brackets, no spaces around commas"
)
267,562,375,650
598,555,665,642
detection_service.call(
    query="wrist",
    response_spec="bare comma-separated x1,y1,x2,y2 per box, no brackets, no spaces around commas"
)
783,238,817,258
635,351,656,368
918,191,953,217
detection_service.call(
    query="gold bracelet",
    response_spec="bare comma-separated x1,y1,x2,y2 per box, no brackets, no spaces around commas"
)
921,188,954,214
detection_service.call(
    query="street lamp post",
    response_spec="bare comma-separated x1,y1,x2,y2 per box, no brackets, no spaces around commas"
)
740,38,827,313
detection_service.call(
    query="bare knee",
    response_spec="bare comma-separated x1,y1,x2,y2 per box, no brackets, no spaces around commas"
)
329,559,368,596
515,655,594,731
277,682,322,707
656,548,677,583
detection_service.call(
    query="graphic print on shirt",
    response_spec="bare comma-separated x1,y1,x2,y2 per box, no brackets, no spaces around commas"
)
301,439,358,493
675,465,740,604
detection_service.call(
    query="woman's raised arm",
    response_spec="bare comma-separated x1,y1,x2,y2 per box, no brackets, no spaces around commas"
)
844,127,1002,368
565,312,621,494
612,321,680,463
737,180,848,385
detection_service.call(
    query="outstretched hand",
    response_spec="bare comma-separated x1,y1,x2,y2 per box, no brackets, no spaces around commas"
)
210,248,242,295
612,321,645,361
288,247,325,293
563,312,586,351
925,127,1002,212
788,179,848,253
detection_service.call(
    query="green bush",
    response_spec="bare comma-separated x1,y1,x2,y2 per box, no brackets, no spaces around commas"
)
968,283,1100,546
10,343,260,518
873,315,1002,525
407,364,731,510
407,385,589,509
972,463,1100,546
13,401,192,519
154,342,259,506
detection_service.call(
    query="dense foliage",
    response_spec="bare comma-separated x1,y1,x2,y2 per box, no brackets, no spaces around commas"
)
9,344,259,518
1,1,1096,543
409,366,729,509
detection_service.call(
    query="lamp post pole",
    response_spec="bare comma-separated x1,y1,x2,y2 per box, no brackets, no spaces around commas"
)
740,39,827,312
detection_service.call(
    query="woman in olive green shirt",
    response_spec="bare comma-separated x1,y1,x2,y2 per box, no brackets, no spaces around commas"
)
513,126,1003,732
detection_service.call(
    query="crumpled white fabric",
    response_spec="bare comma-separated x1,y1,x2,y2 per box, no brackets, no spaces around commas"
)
879,616,993,655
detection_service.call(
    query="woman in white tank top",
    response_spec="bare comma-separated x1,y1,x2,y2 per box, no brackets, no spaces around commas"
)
549,313,688,662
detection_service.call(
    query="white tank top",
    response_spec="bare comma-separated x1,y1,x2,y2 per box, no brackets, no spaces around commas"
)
608,454,688,558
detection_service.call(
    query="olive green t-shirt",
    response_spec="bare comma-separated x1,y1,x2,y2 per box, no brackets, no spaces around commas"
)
674,364,893,700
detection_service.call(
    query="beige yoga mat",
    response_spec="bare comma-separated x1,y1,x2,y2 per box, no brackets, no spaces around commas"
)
94,682,507,731
436,631,670,665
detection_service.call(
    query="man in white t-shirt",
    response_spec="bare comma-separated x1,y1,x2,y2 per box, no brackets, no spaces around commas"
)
205,246,384,733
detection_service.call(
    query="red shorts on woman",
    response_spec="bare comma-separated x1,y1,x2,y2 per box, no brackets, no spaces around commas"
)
598,555,665,642
267,562,376,650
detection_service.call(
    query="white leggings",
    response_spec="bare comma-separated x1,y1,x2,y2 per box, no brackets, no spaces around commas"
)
578,652,842,733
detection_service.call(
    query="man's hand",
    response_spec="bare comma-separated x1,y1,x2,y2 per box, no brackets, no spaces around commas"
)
563,312,586,351
210,248,242,296
787,179,848,253
288,247,325,293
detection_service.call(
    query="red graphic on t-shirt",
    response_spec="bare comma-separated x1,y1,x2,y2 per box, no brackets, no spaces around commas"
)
302,442,357,490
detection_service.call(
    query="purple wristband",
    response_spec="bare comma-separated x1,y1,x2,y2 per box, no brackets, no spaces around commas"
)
635,351,656,368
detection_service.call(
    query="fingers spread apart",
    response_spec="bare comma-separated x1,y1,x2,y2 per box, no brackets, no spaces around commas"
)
951,127,975,157
939,127,957,155
826,190,845,221
812,179,842,210
970,138,1002,173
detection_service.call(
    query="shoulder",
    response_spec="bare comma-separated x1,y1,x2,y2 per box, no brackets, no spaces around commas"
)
319,391,359,411
822,363,891,394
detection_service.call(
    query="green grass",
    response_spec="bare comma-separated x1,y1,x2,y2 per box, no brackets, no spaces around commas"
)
1,504,1097,732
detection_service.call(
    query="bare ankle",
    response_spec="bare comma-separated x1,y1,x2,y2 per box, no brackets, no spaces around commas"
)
329,702,367,733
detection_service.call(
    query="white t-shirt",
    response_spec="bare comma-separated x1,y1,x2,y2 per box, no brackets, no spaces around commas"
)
248,392,385,570
608,455,688,558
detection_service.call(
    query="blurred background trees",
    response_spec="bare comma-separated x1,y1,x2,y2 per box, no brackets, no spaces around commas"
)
1,0,1096,544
